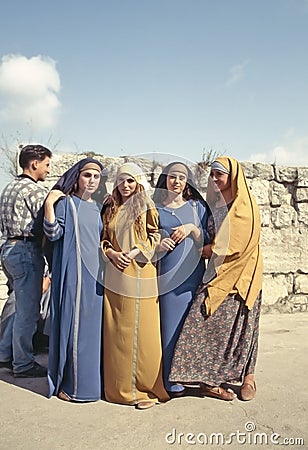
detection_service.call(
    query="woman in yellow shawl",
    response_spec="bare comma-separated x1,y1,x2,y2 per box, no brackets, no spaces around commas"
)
101,163,169,410
169,157,263,401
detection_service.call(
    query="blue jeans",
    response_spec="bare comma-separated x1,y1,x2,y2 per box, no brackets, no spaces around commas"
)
0,290,15,360
0,240,44,373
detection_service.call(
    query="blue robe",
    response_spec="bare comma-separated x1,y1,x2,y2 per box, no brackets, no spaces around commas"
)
156,199,209,392
44,195,103,401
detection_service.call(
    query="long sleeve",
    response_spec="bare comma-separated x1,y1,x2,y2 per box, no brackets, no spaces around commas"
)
197,201,211,245
101,220,115,263
134,206,160,261
43,199,65,242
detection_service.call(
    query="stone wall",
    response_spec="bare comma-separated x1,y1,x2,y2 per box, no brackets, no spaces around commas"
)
1,152,307,314
241,162,308,313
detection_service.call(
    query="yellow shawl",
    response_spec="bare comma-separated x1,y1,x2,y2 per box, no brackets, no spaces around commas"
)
205,156,263,315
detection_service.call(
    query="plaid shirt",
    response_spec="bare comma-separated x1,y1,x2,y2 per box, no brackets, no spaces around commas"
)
0,175,48,239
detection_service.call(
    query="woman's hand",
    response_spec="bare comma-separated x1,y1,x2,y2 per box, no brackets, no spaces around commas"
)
44,189,65,223
103,193,113,206
45,189,65,206
157,237,176,252
201,244,213,259
106,248,131,270
171,224,196,244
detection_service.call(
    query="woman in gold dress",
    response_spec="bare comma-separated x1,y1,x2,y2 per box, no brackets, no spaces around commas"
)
101,162,169,410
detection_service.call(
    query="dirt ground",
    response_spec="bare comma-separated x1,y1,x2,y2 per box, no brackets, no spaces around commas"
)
0,313,307,450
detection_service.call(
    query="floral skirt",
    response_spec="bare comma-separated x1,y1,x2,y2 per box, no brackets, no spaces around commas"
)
169,288,262,386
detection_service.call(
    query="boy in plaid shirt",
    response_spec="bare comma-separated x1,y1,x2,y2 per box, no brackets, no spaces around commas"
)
0,144,52,377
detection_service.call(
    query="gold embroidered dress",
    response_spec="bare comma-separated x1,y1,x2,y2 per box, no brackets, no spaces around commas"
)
102,202,169,405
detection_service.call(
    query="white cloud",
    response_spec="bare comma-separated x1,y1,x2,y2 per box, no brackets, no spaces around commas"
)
225,59,250,87
0,54,61,130
249,137,308,167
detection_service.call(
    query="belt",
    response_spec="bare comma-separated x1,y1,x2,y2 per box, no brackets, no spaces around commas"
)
7,236,37,242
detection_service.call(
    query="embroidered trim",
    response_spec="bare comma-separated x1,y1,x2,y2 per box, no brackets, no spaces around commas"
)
69,197,82,399
131,267,141,402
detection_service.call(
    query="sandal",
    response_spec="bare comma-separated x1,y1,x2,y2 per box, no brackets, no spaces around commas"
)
57,391,72,402
200,383,237,401
240,381,256,401
135,401,155,410
167,385,186,398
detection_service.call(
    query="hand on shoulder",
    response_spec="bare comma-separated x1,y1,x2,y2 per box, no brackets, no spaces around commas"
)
45,190,65,206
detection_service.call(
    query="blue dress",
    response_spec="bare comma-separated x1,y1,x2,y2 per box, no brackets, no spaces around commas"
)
44,195,104,402
156,199,209,393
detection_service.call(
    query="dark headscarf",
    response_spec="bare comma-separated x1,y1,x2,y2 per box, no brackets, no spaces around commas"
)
52,157,107,201
153,161,205,205
32,158,108,267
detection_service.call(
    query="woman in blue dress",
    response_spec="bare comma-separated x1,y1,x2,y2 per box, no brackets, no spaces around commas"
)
43,158,107,402
153,162,209,396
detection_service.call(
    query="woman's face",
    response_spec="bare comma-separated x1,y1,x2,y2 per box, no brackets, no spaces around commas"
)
78,169,101,196
166,168,188,195
117,173,137,201
209,169,231,193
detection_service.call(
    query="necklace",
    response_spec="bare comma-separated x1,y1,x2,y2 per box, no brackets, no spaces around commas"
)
162,200,187,216
162,204,186,215
162,206,176,215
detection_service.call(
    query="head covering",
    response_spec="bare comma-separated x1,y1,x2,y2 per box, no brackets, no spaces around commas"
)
114,162,149,190
153,161,205,204
52,157,107,198
204,156,263,315
79,161,103,173
210,160,230,174
32,158,107,268
166,163,189,177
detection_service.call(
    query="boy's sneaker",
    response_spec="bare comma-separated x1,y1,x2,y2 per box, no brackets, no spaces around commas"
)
0,360,13,370
14,362,47,378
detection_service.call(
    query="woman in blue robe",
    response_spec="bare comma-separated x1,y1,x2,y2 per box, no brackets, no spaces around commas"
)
43,158,107,402
153,162,210,396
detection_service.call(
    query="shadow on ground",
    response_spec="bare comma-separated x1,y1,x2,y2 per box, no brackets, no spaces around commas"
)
0,352,49,397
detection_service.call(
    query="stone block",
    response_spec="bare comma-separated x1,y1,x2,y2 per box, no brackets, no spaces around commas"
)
297,168,308,187
269,181,292,206
275,166,298,183
262,274,293,306
261,228,308,273
249,179,270,205
297,203,308,226
295,188,308,203
288,295,308,313
260,207,271,227
271,205,298,229
241,161,274,180
294,274,308,294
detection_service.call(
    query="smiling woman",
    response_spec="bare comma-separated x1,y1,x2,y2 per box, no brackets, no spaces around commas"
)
101,162,169,410
153,161,210,396
169,156,263,402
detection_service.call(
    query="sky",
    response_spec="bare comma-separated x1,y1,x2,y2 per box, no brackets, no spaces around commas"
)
0,0,308,188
